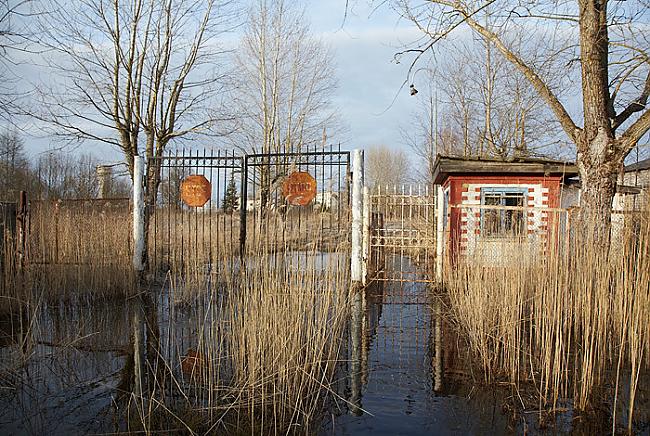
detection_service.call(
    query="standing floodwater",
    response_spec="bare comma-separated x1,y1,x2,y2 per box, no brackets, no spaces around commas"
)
326,255,512,435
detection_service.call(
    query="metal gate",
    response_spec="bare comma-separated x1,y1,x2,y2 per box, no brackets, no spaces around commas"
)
149,146,351,282
367,185,437,303
241,147,350,254
149,150,243,280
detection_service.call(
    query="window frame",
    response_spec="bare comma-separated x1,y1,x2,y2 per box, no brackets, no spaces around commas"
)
479,187,527,239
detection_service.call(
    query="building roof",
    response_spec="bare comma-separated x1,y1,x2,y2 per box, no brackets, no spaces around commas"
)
432,155,579,184
625,158,650,172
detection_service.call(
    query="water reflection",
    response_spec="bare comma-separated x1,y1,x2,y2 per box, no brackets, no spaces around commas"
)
329,256,512,435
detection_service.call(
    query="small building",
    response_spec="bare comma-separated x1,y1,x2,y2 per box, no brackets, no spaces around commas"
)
432,156,579,264
314,191,339,211
621,158,650,209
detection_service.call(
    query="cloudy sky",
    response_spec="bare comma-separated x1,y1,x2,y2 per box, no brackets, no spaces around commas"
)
307,1,421,149
10,0,426,166
7,0,650,169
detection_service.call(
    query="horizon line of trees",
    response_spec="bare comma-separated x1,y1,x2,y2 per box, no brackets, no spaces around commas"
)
0,130,130,202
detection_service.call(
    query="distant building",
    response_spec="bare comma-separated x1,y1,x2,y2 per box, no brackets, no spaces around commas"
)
622,158,650,209
433,155,644,264
314,191,339,211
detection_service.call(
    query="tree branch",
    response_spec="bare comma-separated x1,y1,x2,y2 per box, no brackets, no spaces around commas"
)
612,69,650,130
621,106,650,150
456,10,581,142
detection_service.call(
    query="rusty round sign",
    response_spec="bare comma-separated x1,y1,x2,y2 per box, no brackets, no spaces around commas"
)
282,171,317,206
181,175,211,207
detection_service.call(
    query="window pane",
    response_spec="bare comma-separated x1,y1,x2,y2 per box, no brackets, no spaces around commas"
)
484,194,501,206
481,190,526,237
483,209,500,236
504,194,524,207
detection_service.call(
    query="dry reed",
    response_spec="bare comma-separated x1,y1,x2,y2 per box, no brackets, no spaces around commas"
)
126,241,351,434
443,207,649,431
27,200,134,298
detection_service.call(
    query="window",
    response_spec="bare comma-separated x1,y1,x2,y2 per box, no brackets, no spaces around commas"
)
481,188,526,237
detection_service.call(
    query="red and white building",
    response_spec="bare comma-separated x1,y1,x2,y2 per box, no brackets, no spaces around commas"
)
432,156,579,263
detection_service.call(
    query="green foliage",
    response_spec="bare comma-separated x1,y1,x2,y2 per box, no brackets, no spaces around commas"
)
222,173,239,213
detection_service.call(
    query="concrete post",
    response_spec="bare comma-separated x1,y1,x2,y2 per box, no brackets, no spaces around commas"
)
132,156,145,274
435,185,445,284
362,186,370,286
96,166,111,199
349,290,363,415
351,149,364,287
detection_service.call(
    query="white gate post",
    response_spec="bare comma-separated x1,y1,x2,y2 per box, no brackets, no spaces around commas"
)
362,186,370,285
132,156,146,274
435,184,444,284
351,149,364,288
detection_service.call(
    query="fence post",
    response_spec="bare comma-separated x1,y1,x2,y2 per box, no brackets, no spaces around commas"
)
435,184,444,284
132,156,145,276
362,186,370,286
351,149,364,288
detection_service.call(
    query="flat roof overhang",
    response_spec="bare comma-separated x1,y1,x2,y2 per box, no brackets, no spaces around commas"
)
432,155,579,185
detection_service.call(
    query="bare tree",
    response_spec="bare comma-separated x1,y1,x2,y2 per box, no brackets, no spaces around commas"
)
34,150,93,199
366,144,411,189
0,0,34,122
395,0,650,239
35,0,236,269
405,34,563,179
0,129,37,199
227,0,339,208
229,0,338,156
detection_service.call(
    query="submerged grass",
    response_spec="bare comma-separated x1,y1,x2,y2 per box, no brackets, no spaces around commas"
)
443,209,649,431
121,245,351,435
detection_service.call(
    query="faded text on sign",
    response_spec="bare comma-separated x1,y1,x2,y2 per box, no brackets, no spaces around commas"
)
181,175,211,207
282,172,317,206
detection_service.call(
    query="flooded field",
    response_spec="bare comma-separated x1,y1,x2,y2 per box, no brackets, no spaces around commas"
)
0,252,648,434
327,278,512,435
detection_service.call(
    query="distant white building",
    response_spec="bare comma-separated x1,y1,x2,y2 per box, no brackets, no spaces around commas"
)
314,191,339,210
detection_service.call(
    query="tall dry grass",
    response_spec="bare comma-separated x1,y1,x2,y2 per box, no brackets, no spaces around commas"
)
151,206,349,296
443,208,649,431
122,250,350,434
27,200,134,298
224,250,350,432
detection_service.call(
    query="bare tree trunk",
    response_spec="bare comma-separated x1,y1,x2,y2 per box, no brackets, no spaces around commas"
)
576,135,623,244
139,154,163,274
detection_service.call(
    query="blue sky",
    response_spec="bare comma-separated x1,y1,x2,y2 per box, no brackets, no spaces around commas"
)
9,0,648,166
12,0,422,165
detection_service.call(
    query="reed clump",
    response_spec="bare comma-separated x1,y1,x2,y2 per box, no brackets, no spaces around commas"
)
27,200,134,299
443,209,649,431
122,246,350,435
225,250,349,432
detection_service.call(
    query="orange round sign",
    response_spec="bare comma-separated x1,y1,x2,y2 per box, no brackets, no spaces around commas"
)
181,175,211,207
282,171,317,206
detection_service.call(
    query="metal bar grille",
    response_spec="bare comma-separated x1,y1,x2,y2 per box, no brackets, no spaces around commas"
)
148,148,351,288
368,185,437,287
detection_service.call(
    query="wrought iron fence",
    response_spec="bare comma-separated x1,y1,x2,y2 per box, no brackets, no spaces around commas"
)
149,146,351,284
